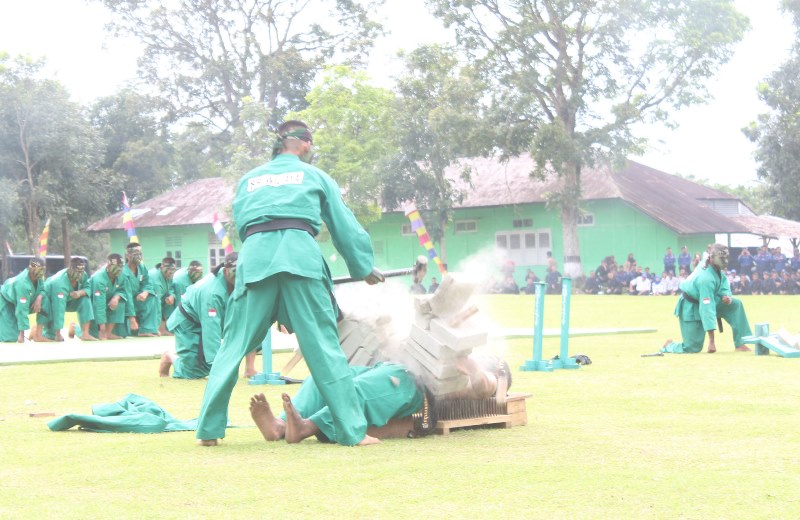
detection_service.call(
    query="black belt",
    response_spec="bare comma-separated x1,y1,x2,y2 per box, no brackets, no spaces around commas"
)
178,303,199,326
244,219,317,239
682,294,723,332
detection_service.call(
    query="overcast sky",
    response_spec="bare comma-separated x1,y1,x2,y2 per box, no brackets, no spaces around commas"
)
0,0,794,187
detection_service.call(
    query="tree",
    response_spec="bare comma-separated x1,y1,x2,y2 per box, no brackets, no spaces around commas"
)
379,45,492,263
0,55,105,253
95,0,385,153
290,65,399,226
427,0,749,277
742,1,800,222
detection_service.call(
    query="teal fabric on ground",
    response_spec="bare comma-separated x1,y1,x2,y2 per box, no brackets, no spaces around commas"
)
166,271,230,379
285,363,423,441
37,268,93,339
196,153,376,446
0,269,43,341
88,269,126,338
662,266,753,353
47,394,198,433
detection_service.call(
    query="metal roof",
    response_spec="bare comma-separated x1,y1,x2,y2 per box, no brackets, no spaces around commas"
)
87,177,234,232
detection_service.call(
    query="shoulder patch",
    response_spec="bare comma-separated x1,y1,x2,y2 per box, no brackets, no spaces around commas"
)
208,308,217,318
702,298,711,304
20,297,27,304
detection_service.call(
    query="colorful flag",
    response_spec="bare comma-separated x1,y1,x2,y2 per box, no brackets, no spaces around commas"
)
403,203,447,274
121,192,139,244
38,218,50,257
212,213,234,255
6,240,14,255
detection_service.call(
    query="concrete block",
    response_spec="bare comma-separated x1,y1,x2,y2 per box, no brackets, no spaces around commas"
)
429,318,488,353
410,324,458,360
425,374,470,396
428,273,478,318
402,339,461,379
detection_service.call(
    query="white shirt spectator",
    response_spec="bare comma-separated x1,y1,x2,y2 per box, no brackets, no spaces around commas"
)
632,275,652,295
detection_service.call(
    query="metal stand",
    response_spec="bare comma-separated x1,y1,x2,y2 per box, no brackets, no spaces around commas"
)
520,277,580,372
248,328,286,385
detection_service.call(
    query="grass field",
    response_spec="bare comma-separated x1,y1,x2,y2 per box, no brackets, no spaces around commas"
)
1,294,799,519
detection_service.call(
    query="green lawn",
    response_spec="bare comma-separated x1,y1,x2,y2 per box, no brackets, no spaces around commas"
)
1,295,799,519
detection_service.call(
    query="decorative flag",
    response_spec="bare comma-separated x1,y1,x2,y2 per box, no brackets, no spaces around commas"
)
5,241,13,255
121,192,139,244
212,212,234,255
403,203,447,274
38,218,50,257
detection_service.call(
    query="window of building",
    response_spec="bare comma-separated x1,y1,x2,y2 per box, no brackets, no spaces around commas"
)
512,218,533,228
401,223,414,236
373,241,384,255
496,229,552,265
165,250,183,268
577,213,595,226
209,248,226,268
455,220,478,233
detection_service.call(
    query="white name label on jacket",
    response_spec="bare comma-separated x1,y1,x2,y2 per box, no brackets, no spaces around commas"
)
247,171,304,192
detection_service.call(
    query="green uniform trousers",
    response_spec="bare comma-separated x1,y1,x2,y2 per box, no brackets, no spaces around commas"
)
0,301,21,341
135,296,162,335
40,295,93,340
196,273,368,445
89,304,126,338
170,318,210,379
286,363,423,442
662,296,752,353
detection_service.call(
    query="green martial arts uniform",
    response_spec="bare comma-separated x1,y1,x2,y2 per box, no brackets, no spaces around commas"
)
166,272,229,379
662,266,752,353
88,269,127,338
114,262,152,337
48,394,199,433
37,268,93,340
0,269,43,342
196,153,375,446
138,267,174,334
287,363,423,442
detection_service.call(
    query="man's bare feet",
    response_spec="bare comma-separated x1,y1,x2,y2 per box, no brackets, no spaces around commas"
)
357,434,381,446
159,352,173,377
68,323,76,339
707,344,716,354
197,439,218,446
54,331,65,342
31,334,54,342
249,393,285,441
735,345,752,352
282,393,318,444
106,333,123,340
139,332,159,337
80,334,98,342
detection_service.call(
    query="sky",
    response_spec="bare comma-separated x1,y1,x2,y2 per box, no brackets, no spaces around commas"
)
0,0,795,187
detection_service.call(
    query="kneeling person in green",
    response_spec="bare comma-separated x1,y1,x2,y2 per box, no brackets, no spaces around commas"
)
88,254,126,340
661,244,752,354
145,257,177,336
0,257,45,342
159,253,255,378
36,258,96,341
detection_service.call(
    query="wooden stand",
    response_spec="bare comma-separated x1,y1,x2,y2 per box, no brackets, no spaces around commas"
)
434,392,531,435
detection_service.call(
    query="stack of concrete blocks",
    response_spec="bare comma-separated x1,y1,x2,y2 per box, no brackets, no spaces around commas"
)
400,273,489,397
337,312,395,367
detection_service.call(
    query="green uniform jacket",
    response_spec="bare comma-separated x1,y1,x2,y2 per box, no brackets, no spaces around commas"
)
0,268,43,340
677,266,731,331
38,268,93,338
166,271,229,377
119,262,152,318
89,269,126,325
233,153,374,290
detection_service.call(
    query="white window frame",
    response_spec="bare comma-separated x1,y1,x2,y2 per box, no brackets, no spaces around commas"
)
454,219,478,234
496,228,551,265
577,213,595,227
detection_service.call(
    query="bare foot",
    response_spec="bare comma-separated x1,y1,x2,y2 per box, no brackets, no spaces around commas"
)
32,334,54,343
249,393,285,441
735,345,751,352
159,352,173,377
55,331,65,342
707,344,716,354
80,334,98,342
139,332,159,337
243,370,258,378
68,323,76,339
357,434,381,446
197,439,218,446
282,393,318,444
106,333,123,340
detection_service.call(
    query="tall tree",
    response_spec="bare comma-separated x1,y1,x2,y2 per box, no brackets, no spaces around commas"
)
380,44,491,263
743,1,800,222
427,0,748,277
95,0,385,153
0,55,104,253
291,65,399,226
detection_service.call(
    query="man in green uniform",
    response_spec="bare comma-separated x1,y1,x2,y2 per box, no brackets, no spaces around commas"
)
0,257,45,342
114,242,152,337
36,257,96,341
159,253,256,379
661,244,753,354
163,260,203,332
144,257,177,337
195,120,383,447
88,254,127,340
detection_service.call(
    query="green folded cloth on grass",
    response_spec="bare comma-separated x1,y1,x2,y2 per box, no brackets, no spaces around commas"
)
48,393,200,433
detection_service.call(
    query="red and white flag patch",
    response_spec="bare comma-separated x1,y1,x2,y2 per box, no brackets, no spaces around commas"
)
20,297,27,304
57,293,65,299
702,298,711,304
94,290,101,296
208,309,217,318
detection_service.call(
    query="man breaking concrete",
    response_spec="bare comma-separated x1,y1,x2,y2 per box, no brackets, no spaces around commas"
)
195,120,383,447
660,244,752,354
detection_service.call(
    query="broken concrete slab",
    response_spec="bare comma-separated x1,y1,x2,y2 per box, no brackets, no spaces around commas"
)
429,318,488,353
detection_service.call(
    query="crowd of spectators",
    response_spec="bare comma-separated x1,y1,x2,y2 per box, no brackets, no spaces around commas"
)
484,245,800,296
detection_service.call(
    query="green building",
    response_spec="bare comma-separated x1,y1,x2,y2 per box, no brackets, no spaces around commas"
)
88,157,799,288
